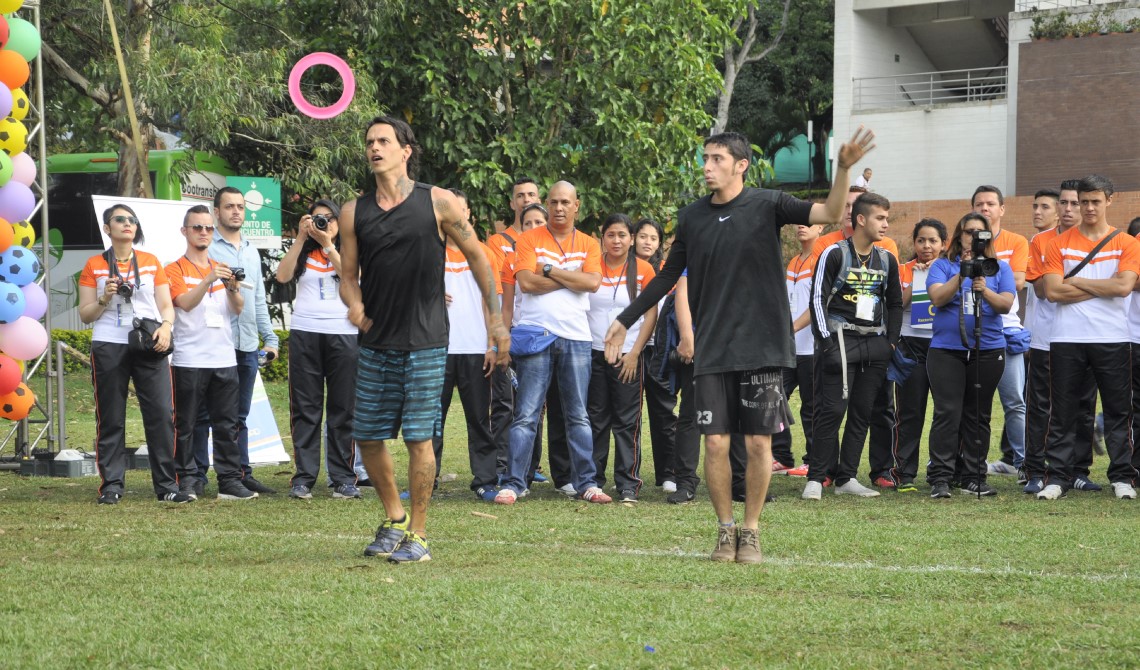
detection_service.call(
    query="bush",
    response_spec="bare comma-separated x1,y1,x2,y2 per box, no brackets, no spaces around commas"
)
50,328,293,380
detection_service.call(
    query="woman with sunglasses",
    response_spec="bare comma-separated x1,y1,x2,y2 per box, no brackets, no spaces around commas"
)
925,213,1015,498
78,204,179,504
276,199,361,500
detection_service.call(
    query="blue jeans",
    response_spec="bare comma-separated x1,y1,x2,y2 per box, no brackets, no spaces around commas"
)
997,351,1026,468
503,337,595,495
193,349,259,481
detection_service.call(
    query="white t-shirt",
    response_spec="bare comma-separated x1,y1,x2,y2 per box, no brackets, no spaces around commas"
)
512,227,602,342
587,257,656,352
786,253,818,355
165,257,238,369
78,251,167,345
1043,226,1140,344
290,249,356,335
444,245,501,355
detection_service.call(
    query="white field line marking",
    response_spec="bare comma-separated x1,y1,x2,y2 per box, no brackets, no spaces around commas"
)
56,524,1132,583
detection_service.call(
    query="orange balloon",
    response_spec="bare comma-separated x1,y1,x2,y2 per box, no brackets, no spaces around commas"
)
0,218,11,252
0,50,28,89
0,381,33,421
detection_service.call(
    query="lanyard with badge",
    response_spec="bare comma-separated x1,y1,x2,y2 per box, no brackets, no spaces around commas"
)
601,257,627,323
104,249,140,328
184,256,226,328
317,250,339,300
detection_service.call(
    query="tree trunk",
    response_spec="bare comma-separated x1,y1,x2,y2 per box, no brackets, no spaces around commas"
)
713,48,736,135
117,0,155,198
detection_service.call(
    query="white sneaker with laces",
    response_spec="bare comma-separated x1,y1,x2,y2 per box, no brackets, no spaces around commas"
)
662,480,678,494
835,479,881,497
802,481,823,500
1112,482,1136,500
1037,484,1065,500
987,461,1018,476
556,483,576,497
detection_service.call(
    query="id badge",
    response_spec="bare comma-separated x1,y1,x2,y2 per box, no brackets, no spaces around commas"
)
855,294,875,321
319,276,337,301
962,290,974,317
788,290,797,313
115,300,133,328
205,295,225,328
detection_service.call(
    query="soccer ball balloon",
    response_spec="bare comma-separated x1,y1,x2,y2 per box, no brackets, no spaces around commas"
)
0,245,39,286
8,87,27,121
0,382,33,421
0,280,23,323
0,117,27,156
10,220,32,248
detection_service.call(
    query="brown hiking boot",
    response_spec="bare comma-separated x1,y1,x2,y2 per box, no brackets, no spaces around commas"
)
735,527,763,564
710,524,737,562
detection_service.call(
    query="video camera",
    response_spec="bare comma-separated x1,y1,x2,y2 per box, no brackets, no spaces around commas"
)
959,230,999,279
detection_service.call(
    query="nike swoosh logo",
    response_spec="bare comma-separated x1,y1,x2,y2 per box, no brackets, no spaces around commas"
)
719,216,731,222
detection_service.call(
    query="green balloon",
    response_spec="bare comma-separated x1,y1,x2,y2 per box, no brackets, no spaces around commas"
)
5,18,39,62
0,151,12,188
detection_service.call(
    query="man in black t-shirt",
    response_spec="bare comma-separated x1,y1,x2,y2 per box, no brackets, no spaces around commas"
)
607,128,875,564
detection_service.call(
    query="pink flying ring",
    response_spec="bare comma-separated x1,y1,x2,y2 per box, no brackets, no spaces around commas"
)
289,52,356,119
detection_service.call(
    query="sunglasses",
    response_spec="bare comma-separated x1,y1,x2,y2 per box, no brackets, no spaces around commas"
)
186,224,216,233
111,215,139,226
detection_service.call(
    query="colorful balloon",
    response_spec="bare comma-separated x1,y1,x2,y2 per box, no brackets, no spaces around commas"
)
0,316,46,360
0,218,10,252
10,151,32,186
19,280,45,320
0,180,34,223
0,17,9,51
0,353,19,395
0,151,12,188
0,49,28,89
5,18,39,62
0,86,11,120
0,279,23,323
0,244,39,286
0,382,34,421
8,87,27,121
0,117,27,156
9,219,30,247
0,1,25,14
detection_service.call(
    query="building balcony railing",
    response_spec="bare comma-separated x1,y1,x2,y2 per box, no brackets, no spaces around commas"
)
853,66,1007,111
1016,0,1110,10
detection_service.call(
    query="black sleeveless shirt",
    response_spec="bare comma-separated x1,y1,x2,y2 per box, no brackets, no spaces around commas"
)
354,182,448,351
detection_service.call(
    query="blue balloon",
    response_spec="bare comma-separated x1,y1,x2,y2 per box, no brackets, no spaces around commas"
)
0,245,40,286
0,280,24,323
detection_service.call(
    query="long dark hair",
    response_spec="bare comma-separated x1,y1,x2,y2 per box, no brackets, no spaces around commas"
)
634,217,665,269
293,199,341,281
601,213,638,302
946,213,995,261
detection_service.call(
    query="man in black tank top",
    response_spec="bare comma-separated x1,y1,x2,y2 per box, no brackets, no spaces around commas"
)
339,116,510,564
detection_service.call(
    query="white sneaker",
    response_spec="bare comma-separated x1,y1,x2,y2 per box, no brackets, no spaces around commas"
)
556,483,577,497
987,461,1018,476
1112,482,1137,499
662,480,678,494
835,479,880,497
1037,484,1065,500
802,481,823,500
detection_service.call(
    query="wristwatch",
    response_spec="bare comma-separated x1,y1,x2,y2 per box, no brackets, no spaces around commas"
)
542,264,553,278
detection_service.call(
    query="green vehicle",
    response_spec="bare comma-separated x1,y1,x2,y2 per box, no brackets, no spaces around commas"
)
38,150,236,327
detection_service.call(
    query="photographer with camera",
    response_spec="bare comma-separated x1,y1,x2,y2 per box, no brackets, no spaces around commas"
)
275,199,362,500
189,186,281,496
79,204,179,505
924,213,1015,498
165,206,252,500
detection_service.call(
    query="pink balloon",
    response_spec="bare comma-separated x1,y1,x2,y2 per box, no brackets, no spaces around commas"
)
20,280,44,319
0,315,46,360
288,52,355,120
10,152,33,186
0,180,33,223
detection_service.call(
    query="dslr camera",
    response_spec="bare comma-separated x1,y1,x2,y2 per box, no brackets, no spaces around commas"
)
230,267,247,283
312,214,331,231
959,230,999,279
115,278,134,299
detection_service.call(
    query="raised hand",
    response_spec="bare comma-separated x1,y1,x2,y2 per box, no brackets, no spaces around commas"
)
837,126,876,170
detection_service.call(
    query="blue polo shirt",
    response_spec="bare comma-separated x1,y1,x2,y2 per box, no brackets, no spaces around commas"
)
208,230,279,353
927,257,1014,351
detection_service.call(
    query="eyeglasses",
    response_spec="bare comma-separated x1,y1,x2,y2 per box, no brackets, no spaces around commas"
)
111,215,139,226
186,224,216,233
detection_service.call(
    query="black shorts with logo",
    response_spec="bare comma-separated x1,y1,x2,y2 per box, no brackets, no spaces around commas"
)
692,367,793,436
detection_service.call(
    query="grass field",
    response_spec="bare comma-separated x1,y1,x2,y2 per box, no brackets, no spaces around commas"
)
1,375,1138,668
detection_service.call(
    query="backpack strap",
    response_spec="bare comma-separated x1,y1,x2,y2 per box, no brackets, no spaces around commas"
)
500,229,517,250
1064,229,1120,279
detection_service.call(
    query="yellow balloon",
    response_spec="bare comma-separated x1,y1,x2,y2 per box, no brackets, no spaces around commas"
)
0,117,27,157
9,88,28,121
11,220,34,248
0,1,25,13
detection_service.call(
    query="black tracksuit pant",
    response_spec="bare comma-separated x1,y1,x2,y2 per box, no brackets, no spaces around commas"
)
771,354,814,467
490,366,513,473
925,347,1004,486
91,342,177,498
287,330,358,489
434,353,497,490
867,370,898,481
588,350,644,493
173,365,242,485
890,336,931,484
641,344,678,485
810,335,889,486
1024,349,1097,480
1046,343,1135,489
673,361,702,493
